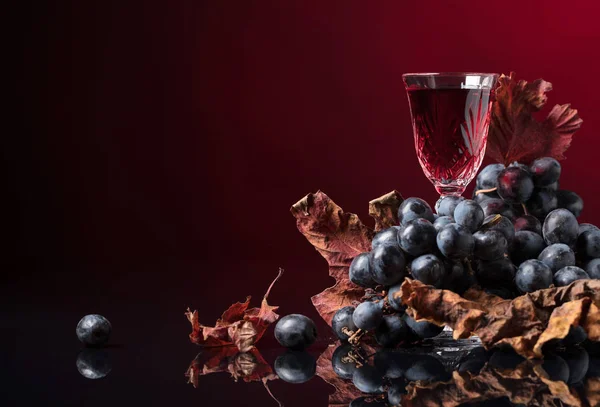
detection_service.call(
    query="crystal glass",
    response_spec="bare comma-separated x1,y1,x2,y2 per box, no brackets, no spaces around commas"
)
402,72,498,197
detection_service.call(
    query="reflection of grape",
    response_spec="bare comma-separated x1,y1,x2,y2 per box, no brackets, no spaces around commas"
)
352,364,384,394
387,378,408,406
375,314,409,348
274,351,316,384
332,343,361,379
559,347,589,384
541,354,569,383
404,355,449,382
76,349,112,379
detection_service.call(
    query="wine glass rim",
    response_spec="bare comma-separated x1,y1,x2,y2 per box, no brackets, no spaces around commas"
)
403,72,499,78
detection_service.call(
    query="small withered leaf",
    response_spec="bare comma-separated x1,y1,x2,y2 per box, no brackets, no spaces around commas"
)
369,190,404,231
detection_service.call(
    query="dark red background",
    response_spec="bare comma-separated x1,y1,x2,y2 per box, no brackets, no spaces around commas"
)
6,1,600,405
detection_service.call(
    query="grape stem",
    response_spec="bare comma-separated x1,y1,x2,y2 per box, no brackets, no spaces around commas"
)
341,349,365,368
521,203,529,216
348,328,365,345
475,187,498,195
262,378,283,407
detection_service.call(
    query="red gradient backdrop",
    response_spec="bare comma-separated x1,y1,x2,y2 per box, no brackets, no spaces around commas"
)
6,1,600,404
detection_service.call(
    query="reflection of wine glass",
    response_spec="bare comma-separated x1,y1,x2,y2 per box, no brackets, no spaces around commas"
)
402,73,498,198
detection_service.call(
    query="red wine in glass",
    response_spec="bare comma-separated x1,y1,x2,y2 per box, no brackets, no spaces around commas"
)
403,73,498,197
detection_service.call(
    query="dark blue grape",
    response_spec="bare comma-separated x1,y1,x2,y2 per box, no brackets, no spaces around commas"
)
557,190,583,217
554,266,589,287
473,230,507,261
508,161,532,173
274,314,317,350
442,260,470,294
387,283,405,312
387,378,408,406
374,350,412,379
530,157,561,186
399,218,437,256
479,198,516,219
353,301,383,331
513,215,542,235
526,188,557,219
375,314,409,348
371,227,401,250
435,195,464,217
475,257,515,288
352,364,384,394
476,163,505,189
404,355,449,382
454,199,485,232
484,286,514,299
541,354,570,383
510,231,546,265
545,181,559,191
76,349,112,379
488,348,525,370
584,258,600,279
433,215,454,232
76,314,112,347
588,357,600,378
410,254,445,288
537,243,576,273
403,314,443,339
398,197,435,225
332,306,357,342
473,190,501,204
563,326,587,346
559,347,589,384
436,223,474,259
576,229,600,259
543,209,579,247
497,167,534,203
349,253,377,288
516,259,553,293
579,223,599,235
371,244,407,286
458,347,489,374
332,343,361,379
481,214,515,244
274,351,316,383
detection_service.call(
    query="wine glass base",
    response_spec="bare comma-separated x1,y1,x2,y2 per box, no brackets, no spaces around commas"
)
435,184,465,197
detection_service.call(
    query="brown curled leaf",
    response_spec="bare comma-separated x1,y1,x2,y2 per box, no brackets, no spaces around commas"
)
486,72,582,165
185,269,282,351
368,190,404,231
399,279,600,359
291,191,373,324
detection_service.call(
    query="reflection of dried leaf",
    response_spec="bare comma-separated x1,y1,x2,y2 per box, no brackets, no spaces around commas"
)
291,191,373,324
402,361,584,407
185,269,282,352
586,377,600,407
400,279,600,359
486,72,582,165
316,343,375,407
369,190,404,232
185,347,277,387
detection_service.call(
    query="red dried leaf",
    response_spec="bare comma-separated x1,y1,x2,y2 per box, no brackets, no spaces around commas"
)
185,347,277,387
185,269,282,352
486,72,582,165
291,191,402,324
399,279,600,359
368,190,404,232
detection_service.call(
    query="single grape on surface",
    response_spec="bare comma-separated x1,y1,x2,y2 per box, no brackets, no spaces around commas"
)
530,157,561,187
76,314,112,347
274,351,317,384
537,243,576,273
554,266,589,287
349,253,377,288
398,197,435,225
371,244,407,285
557,190,584,217
398,218,437,256
543,209,579,247
497,166,534,203
332,306,357,341
454,199,485,233
436,223,474,259
274,314,318,350
353,301,384,331
410,254,445,288
510,231,546,266
516,259,553,293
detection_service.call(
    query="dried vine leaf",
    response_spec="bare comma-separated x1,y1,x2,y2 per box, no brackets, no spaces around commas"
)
185,347,277,386
402,361,584,407
399,279,600,359
185,269,282,352
291,191,373,324
486,72,583,165
368,190,404,231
